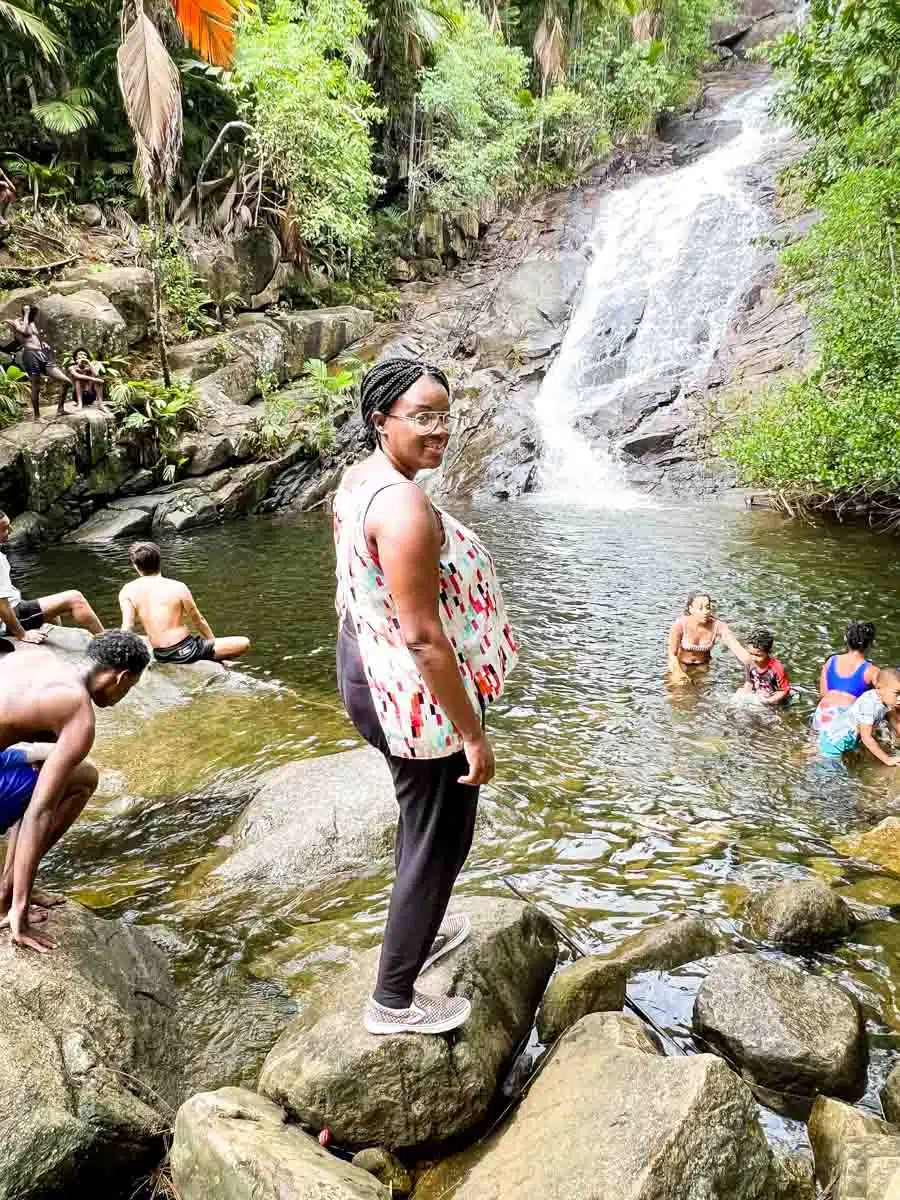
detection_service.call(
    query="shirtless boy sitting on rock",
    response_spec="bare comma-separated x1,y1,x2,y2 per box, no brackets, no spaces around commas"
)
0,630,150,951
119,541,250,665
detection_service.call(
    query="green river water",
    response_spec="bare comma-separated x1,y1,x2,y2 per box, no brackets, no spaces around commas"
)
14,499,900,1150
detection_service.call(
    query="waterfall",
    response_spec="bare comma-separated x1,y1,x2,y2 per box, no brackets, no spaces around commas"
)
533,82,790,507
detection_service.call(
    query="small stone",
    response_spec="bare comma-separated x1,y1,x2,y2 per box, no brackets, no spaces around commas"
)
536,956,626,1043
318,1127,332,1147
351,1148,412,1196
744,881,855,949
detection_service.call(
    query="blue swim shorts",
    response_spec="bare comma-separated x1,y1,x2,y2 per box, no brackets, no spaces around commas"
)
818,728,859,759
0,749,38,832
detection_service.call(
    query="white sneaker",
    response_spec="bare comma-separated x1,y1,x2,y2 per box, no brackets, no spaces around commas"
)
364,989,472,1035
420,913,472,975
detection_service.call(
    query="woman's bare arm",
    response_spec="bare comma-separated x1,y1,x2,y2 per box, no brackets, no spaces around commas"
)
667,621,688,677
718,622,751,665
368,484,492,784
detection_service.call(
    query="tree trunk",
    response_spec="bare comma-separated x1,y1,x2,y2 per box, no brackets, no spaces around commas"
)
151,199,171,387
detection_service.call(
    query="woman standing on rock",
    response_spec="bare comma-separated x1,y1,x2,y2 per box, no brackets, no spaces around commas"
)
666,591,749,685
334,358,518,1035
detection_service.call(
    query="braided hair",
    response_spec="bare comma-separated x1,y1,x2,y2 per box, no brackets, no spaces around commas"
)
360,357,450,450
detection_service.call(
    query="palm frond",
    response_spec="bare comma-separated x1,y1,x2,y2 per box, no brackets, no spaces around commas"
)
0,0,62,60
31,91,99,134
170,0,242,68
534,5,567,87
117,11,183,200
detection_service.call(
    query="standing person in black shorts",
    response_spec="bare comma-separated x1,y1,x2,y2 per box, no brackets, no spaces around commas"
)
12,304,72,419
119,542,250,665
0,512,104,648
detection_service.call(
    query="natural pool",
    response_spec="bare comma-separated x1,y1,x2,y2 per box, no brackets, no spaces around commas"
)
16,499,900,1145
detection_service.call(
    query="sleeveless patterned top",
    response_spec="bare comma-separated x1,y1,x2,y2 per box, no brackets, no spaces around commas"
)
334,471,518,759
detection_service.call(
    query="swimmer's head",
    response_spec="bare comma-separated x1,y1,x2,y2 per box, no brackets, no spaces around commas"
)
685,592,713,618
876,667,900,710
847,620,876,652
129,541,161,576
86,630,151,707
747,626,775,665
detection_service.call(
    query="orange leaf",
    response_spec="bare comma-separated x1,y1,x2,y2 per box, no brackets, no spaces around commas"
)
171,0,241,68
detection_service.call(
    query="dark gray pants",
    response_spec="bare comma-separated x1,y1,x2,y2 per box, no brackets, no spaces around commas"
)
337,617,479,1008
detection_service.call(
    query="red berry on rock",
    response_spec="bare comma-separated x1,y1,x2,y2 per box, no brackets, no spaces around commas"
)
318,1128,332,1147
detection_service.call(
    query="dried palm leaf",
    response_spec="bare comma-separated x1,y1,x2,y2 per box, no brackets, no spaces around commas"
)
534,6,567,90
171,0,242,69
117,11,183,201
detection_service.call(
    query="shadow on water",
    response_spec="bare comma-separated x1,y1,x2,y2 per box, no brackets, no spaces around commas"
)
14,501,900,1146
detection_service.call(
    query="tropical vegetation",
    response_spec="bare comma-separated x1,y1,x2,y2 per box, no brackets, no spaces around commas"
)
1,0,727,285
721,0,900,510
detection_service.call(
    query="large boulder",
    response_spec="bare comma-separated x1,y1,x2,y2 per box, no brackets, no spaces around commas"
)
180,749,397,922
0,901,182,1200
171,1088,389,1200
272,307,375,377
258,898,558,1151
884,1063,900,1125
536,956,626,1043
835,819,900,877
692,954,867,1115
188,227,282,306
454,1012,794,1200
37,288,128,360
65,506,152,542
744,881,855,949
62,266,154,345
808,1096,900,1192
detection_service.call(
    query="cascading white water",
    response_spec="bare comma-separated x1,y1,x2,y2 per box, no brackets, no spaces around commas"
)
534,83,790,506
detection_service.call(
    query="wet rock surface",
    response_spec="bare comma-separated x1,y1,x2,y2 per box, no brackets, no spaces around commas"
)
744,880,855,948
454,1011,791,1200
258,898,557,1151
807,1096,900,1192
0,902,181,1200
536,956,626,1043
181,748,397,919
835,819,900,877
172,1088,390,1200
693,953,867,1115
604,913,721,975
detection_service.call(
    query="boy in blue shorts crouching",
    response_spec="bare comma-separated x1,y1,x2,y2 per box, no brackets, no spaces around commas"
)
817,667,900,765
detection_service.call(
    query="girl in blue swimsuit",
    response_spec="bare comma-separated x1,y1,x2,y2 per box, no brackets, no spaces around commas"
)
814,620,879,733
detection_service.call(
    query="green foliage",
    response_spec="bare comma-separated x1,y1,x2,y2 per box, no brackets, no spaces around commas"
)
528,84,611,173
0,364,29,425
231,0,382,269
256,356,360,457
723,0,900,501
158,245,216,340
110,377,200,471
721,375,900,495
418,7,531,208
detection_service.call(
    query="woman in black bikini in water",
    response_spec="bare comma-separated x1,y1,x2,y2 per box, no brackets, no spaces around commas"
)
667,591,749,685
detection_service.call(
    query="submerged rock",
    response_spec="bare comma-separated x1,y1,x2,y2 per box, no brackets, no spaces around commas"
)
351,1147,412,1196
807,1095,900,1191
182,748,397,913
692,954,867,1115
0,901,182,1200
536,956,626,1043
258,898,557,1151
455,1011,789,1200
744,880,855,948
605,913,721,975
171,1088,389,1200
835,819,900,877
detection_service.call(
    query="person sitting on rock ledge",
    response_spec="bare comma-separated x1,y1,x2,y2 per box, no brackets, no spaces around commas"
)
334,357,518,1036
69,347,107,411
119,541,250,665
11,304,72,419
0,511,105,645
0,630,150,951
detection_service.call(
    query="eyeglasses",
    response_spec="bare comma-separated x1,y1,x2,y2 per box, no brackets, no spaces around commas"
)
385,411,455,434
